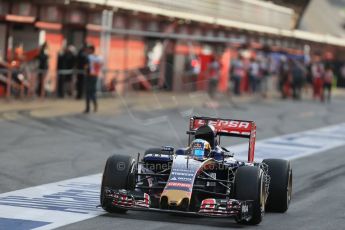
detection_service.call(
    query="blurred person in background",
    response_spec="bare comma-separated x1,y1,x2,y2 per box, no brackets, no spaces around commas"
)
84,45,103,113
231,55,245,95
208,56,220,99
249,57,260,94
36,42,49,97
75,44,88,99
183,56,200,91
304,61,313,95
57,45,76,98
7,45,26,97
57,45,66,98
278,56,290,99
260,54,270,98
0,54,10,96
291,59,305,100
323,65,334,102
64,45,77,97
311,54,325,101
340,63,345,87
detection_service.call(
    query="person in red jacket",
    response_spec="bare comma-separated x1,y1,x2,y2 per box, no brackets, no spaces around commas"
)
311,55,325,101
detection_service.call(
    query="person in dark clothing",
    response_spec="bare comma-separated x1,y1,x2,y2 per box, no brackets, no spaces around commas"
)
56,45,76,98
339,63,345,88
75,45,88,99
56,49,65,98
84,45,103,113
291,60,305,100
278,56,290,99
63,45,76,96
36,42,49,97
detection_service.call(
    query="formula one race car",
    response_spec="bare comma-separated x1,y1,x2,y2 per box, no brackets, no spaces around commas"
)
100,116,292,225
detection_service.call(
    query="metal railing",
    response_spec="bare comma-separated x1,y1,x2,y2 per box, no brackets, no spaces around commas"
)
0,67,167,99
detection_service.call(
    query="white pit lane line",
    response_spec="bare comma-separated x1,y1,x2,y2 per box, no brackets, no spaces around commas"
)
1,122,345,230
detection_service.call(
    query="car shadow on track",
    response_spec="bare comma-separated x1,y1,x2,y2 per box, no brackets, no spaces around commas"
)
102,211,247,229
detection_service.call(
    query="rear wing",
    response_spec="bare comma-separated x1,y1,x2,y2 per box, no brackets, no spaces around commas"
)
188,116,256,162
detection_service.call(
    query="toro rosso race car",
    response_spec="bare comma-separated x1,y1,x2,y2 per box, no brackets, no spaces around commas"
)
100,116,292,225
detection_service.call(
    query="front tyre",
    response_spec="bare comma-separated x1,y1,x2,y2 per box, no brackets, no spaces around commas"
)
100,154,135,213
263,159,292,212
235,166,265,225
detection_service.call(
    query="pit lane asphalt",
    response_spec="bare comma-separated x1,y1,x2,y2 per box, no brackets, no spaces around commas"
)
1,94,345,230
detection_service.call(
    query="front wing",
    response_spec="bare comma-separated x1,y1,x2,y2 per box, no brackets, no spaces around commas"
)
103,188,253,221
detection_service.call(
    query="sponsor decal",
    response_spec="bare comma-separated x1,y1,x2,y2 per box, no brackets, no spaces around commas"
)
241,204,249,213
200,198,216,209
147,176,153,187
172,168,195,173
168,158,197,187
196,119,250,129
161,146,174,154
166,182,192,189
161,146,174,151
171,172,194,177
192,142,203,149
202,162,217,171
206,173,216,186
176,177,192,182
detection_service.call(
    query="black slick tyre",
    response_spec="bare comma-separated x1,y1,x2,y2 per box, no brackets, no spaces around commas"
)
262,158,292,213
235,166,265,225
100,154,135,213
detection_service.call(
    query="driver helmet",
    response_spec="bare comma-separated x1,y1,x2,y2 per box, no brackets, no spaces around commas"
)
194,125,216,149
190,139,211,160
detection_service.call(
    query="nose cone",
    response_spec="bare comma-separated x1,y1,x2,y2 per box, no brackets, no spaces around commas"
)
161,190,190,208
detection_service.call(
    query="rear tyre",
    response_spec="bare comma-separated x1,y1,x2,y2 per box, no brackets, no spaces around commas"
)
262,159,292,213
235,166,265,225
100,154,135,213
